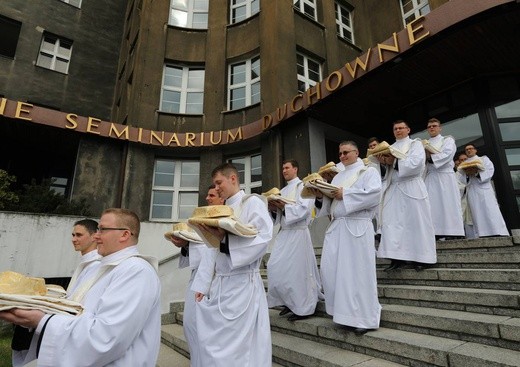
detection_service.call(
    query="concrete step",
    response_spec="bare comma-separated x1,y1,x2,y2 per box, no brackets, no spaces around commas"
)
156,342,190,367
160,323,286,367
380,304,520,351
269,310,520,367
377,268,520,290
271,330,405,366
378,284,520,317
434,236,516,252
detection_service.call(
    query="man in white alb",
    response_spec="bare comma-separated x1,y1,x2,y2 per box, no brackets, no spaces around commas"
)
314,141,382,335
193,163,273,367
423,118,465,240
267,159,321,322
458,144,509,237
377,120,436,271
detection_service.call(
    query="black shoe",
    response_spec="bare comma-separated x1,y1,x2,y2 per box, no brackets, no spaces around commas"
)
353,328,368,336
287,314,308,322
384,259,404,271
279,306,291,316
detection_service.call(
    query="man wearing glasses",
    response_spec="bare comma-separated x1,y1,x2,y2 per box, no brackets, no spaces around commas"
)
314,141,382,335
458,144,509,237
424,118,465,240
0,208,161,367
377,120,436,271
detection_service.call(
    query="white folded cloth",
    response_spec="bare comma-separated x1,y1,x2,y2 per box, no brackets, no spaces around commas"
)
265,194,296,204
422,139,441,154
188,216,258,247
301,179,339,199
0,293,83,315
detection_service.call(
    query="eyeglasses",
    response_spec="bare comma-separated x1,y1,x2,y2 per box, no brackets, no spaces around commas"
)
97,227,133,235
339,150,356,156
393,127,409,131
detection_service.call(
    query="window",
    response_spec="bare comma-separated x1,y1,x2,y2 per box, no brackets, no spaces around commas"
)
335,2,354,43
50,177,68,195
161,65,205,114
228,56,260,110
228,154,262,194
297,52,321,94
151,159,200,221
230,0,260,24
293,0,317,20
0,15,22,59
60,0,82,8
169,0,209,29
400,0,430,26
36,33,73,74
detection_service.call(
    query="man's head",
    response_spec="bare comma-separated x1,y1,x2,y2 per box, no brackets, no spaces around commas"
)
464,144,477,158
94,208,140,256
339,141,359,166
211,163,240,201
72,219,98,256
393,120,410,140
454,153,468,168
282,159,298,181
427,118,441,138
206,184,224,205
367,137,380,150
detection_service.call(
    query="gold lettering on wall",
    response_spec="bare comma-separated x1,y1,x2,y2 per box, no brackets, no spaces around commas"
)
167,133,180,146
227,128,242,143
306,82,321,106
210,131,222,145
109,123,129,139
277,104,287,121
15,102,33,121
138,127,143,142
407,16,430,46
0,98,6,115
290,94,303,113
325,71,342,92
65,114,78,129
150,130,164,145
185,132,196,146
86,117,101,134
377,32,400,63
263,114,273,130
200,132,204,145
345,51,371,79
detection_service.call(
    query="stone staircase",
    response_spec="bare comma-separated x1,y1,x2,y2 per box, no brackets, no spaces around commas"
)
160,236,520,366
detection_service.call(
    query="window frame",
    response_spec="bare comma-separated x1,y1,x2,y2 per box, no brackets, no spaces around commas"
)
160,64,205,114
335,2,354,44
399,0,430,26
150,159,201,222
227,56,261,110
228,153,262,194
169,0,209,29
230,0,260,24
60,0,82,8
293,0,317,20
36,33,73,74
296,52,322,94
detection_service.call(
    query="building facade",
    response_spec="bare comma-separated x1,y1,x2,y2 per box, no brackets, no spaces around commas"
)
1,0,519,233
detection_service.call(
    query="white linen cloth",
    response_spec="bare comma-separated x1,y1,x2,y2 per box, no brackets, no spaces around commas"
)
192,190,273,367
377,137,437,264
316,159,382,328
267,177,322,316
424,135,465,236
